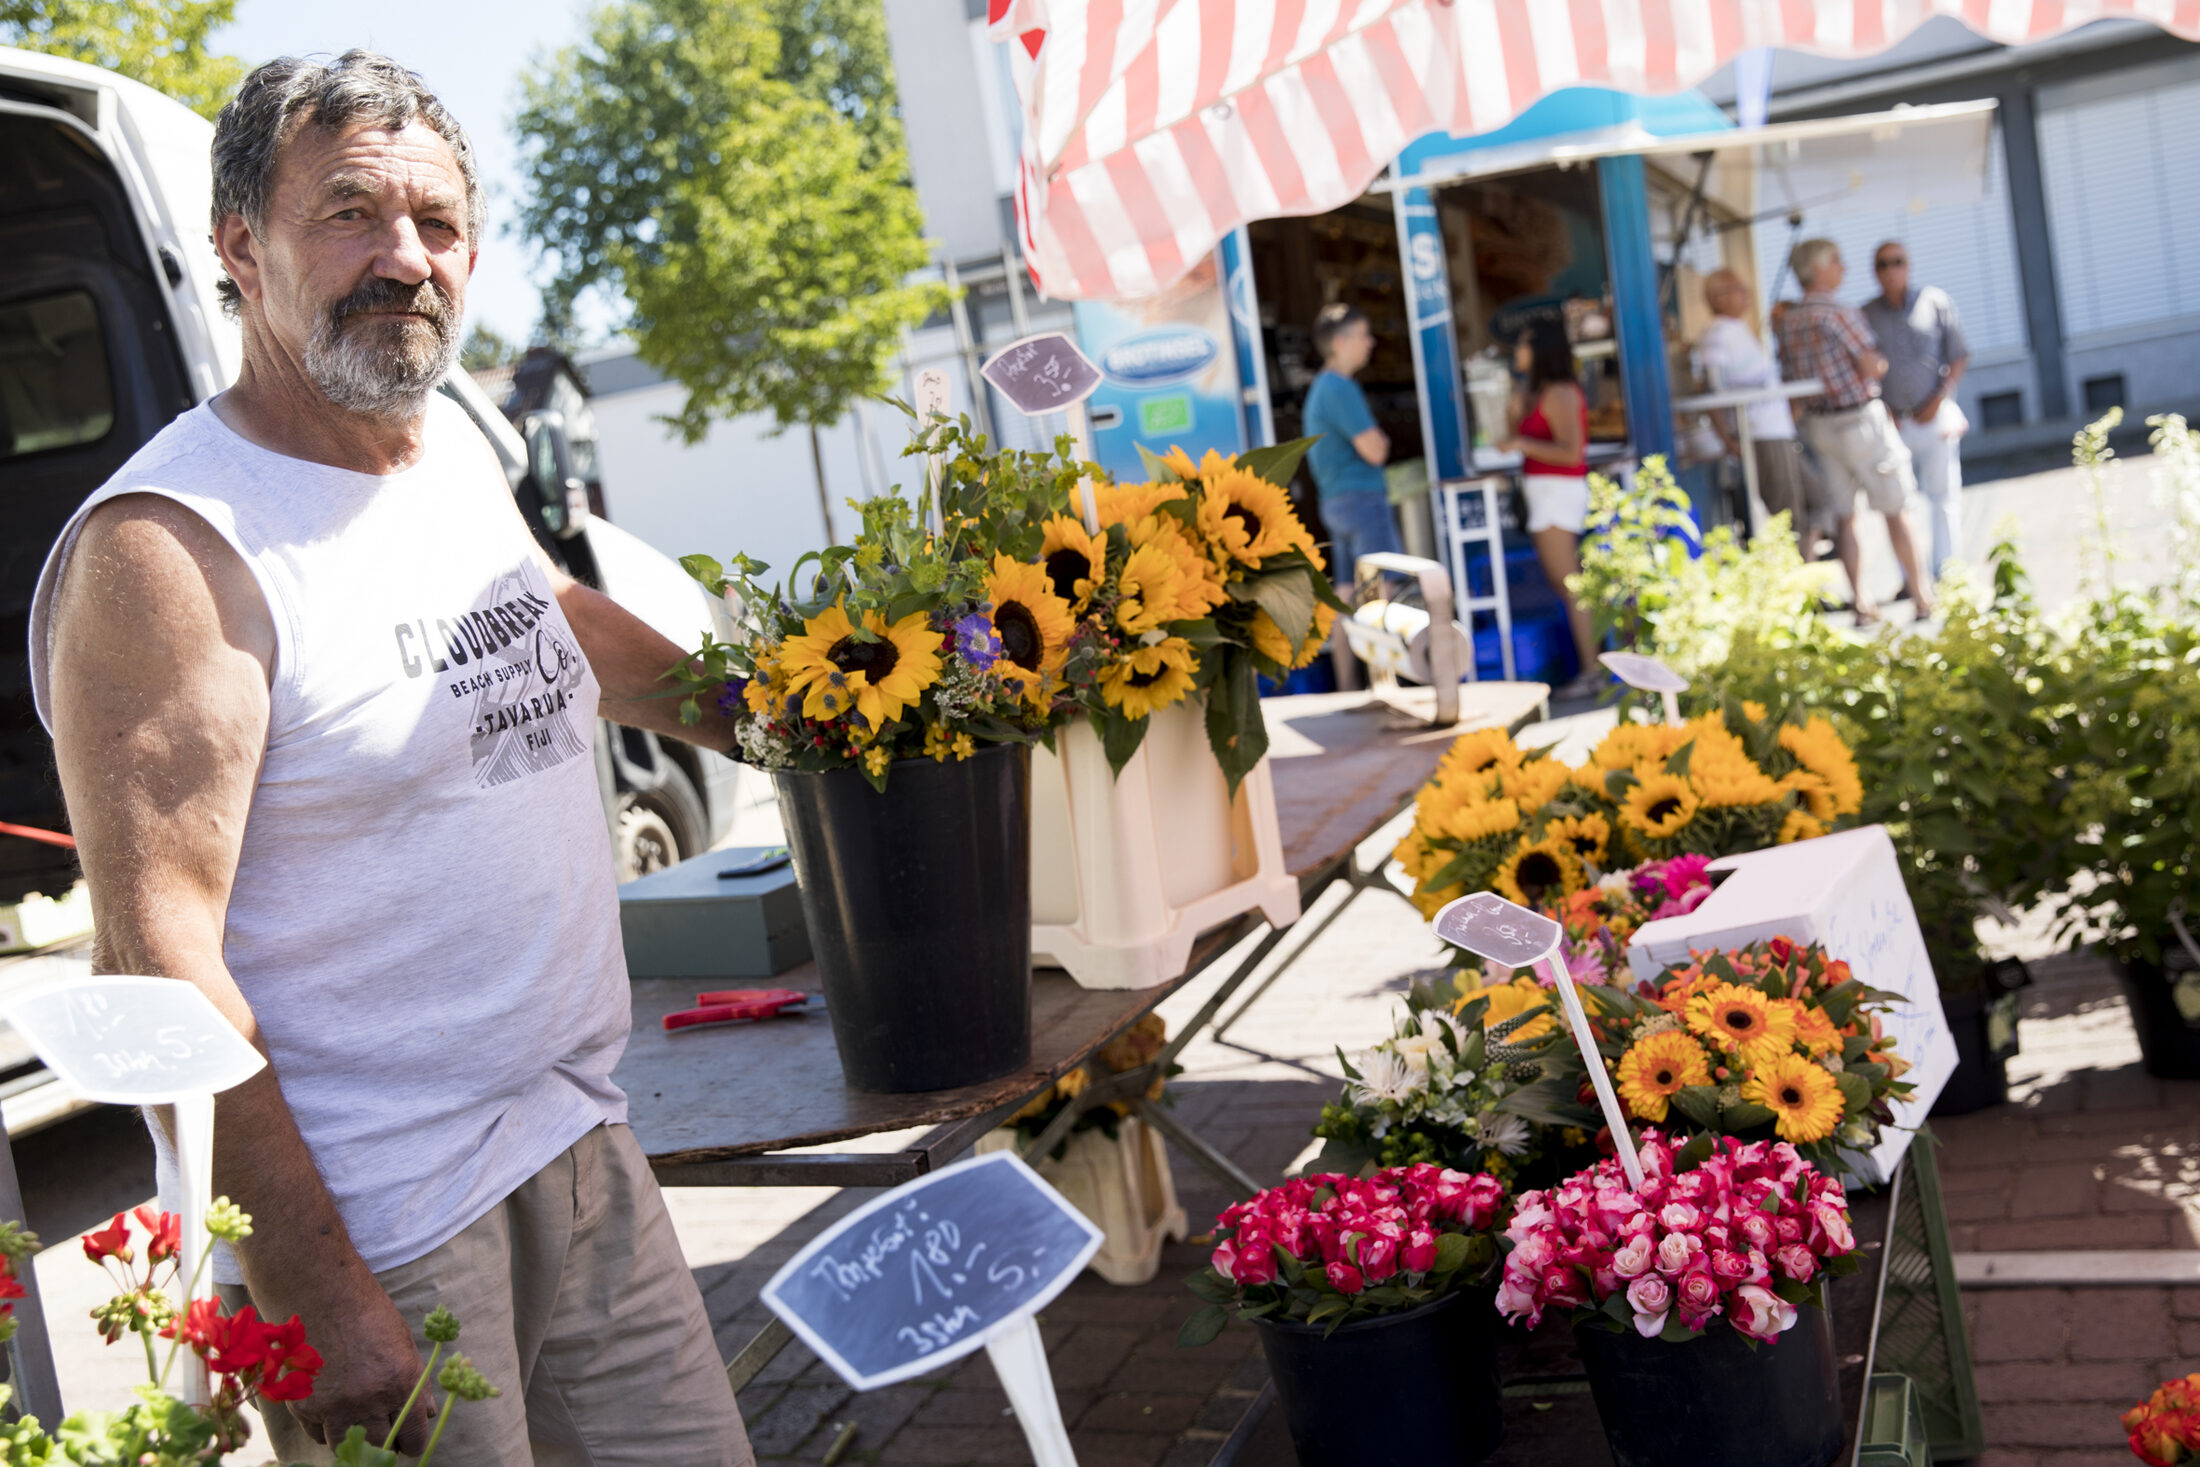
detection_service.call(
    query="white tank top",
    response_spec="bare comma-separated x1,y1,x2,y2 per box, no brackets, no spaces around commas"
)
29,397,629,1279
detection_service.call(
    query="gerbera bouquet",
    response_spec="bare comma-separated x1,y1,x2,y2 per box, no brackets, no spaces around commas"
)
1592,937,1914,1170
1495,1130,1861,1344
677,424,1089,788
1043,441,1344,792
1308,978,1597,1184
2125,1374,2200,1465
1179,1165,1508,1343
1393,702,1861,921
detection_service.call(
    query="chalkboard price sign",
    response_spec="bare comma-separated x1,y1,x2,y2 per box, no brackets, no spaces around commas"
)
763,1151,1102,1391
3,975,265,1105
1432,892,1561,970
980,333,1101,417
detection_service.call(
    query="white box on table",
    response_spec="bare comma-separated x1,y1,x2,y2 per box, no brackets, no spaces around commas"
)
1625,825,1955,1185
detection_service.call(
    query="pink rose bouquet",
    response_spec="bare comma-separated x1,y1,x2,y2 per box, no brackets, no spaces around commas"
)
1495,1130,1860,1345
1179,1165,1509,1343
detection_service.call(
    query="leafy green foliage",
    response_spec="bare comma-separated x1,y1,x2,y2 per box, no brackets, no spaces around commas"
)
1,0,245,119
513,0,940,432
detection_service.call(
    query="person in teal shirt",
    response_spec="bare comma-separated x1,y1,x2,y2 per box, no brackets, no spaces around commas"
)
1302,303,1399,583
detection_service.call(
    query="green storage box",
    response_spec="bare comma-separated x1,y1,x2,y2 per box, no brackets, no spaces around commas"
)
618,847,810,979
1859,1373,1931,1467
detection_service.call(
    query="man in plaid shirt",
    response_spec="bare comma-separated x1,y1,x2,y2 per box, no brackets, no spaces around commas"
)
1776,238,1934,623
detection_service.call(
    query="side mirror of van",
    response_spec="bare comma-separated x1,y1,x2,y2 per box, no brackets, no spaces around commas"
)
521,411,591,540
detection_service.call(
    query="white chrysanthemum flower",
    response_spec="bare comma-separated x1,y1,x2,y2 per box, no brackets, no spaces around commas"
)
1351,1050,1417,1106
1597,868,1635,893
1476,1112,1532,1157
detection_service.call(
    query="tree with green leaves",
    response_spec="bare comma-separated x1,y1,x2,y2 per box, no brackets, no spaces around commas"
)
513,0,940,446
1,0,245,119
461,323,519,374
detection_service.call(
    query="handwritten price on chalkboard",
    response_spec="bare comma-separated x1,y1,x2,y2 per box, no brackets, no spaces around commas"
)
980,333,1101,417
2,976,265,1106
805,1205,1056,1360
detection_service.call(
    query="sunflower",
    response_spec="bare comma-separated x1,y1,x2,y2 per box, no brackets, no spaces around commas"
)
780,600,944,731
1039,516,1106,608
1248,608,1296,667
1685,982,1799,1067
1409,879,1466,920
1781,769,1839,823
1500,757,1571,812
1621,775,1701,840
1779,716,1863,816
1741,1053,1844,1143
1437,727,1524,784
1127,513,1229,616
1097,637,1198,718
1294,602,1338,667
1546,813,1612,866
1467,975,1558,1042
1492,836,1585,908
1197,466,1301,570
1779,808,1827,845
1617,1031,1712,1123
1434,797,1522,845
742,651,787,717
1114,542,1198,634
1097,480,1190,526
981,556,1074,701
1741,700,1770,723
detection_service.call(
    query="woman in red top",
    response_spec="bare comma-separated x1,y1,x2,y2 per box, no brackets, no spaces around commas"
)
1500,319,1599,697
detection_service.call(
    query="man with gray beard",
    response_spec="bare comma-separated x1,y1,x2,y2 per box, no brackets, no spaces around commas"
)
29,52,751,1464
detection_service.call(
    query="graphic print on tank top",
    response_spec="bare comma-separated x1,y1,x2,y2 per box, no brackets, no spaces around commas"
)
390,559,591,787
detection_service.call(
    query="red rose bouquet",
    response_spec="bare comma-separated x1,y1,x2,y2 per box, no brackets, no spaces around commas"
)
2126,1374,2200,1464
1495,1130,1860,1345
1179,1165,1508,1343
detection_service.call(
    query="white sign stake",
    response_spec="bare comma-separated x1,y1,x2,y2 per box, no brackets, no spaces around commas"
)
1599,651,1690,727
1432,893,1645,1191
2,977,265,1404
979,333,1104,535
914,367,951,539
986,1314,1077,1467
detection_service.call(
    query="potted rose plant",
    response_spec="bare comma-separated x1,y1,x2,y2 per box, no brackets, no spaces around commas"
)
1178,1166,1510,1466
1497,1130,1861,1467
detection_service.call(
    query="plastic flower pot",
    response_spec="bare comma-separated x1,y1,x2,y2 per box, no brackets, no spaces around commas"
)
1932,958,2027,1116
1573,1303,1842,1467
1251,1287,1504,1467
2114,951,2200,1080
775,742,1032,1093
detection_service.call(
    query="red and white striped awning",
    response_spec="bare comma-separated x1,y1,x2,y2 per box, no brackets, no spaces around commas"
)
989,0,2200,301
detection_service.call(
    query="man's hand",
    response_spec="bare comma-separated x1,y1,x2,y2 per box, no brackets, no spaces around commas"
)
279,1277,434,1450
1914,393,1944,425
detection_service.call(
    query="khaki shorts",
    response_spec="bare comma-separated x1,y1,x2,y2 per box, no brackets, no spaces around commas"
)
222,1124,752,1467
1752,437,1830,536
1799,400,1915,517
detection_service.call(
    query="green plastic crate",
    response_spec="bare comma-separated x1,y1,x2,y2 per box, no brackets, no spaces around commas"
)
1858,1373,1932,1467
1872,1135,1985,1460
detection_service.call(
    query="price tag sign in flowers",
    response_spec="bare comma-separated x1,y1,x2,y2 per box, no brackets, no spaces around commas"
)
981,333,1104,531
763,1152,1100,1464
1433,893,1646,1190
1598,651,1689,726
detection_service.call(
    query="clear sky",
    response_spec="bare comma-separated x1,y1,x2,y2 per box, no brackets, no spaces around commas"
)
212,0,595,347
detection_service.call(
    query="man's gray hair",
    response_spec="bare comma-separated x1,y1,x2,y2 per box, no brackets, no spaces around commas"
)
209,50,483,316
1790,238,1841,290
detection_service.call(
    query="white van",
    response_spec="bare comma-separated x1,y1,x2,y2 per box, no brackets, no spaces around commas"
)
0,45,748,895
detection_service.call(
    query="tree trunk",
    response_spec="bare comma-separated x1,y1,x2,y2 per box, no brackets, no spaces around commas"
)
808,423,837,545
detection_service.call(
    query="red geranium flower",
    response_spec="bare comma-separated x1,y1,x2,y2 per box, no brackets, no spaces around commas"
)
84,1212,133,1265
134,1205,181,1264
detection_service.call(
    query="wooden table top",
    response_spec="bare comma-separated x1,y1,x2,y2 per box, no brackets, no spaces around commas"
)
619,685,1546,1167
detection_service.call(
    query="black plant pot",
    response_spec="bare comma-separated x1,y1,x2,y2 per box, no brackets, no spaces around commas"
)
2114,952,2200,1080
1933,959,2028,1116
1574,1304,1841,1467
1252,1287,1503,1467
775,742,1032,1093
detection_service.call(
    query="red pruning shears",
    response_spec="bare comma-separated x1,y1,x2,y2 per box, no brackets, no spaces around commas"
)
662,988,809,1033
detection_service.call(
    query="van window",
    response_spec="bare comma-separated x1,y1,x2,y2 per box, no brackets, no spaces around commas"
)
0,290,115,458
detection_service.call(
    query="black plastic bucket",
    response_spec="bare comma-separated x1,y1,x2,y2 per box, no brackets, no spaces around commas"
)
775,742,1032,1093
1252,1288,1504,1467
1574,1302,1841,1467
2115,953,2200,1080
1933,988,2009,1115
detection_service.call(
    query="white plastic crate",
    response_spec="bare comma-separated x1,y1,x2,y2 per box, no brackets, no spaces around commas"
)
1031,698,1300,990
978,1116,1189,1286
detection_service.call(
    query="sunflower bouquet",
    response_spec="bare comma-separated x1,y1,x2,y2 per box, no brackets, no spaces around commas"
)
1589,936,1914,1171
1393,701,1863,922
1308,972,1599,1188
675,424,1091,788
1038,441,1345,791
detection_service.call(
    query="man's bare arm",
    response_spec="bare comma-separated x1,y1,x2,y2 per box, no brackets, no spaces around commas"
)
48,495,430,1451
549,569,741,754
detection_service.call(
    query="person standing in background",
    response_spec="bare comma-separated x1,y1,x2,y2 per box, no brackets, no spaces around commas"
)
1863,241,1970,582
1776,238,1935,624
1301,303,1400,581
1697,269,1828,545
1499,319,1601,698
